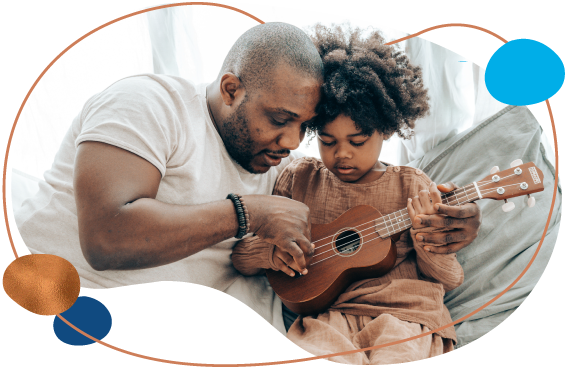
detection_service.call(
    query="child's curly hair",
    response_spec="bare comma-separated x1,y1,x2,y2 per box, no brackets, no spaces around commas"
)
307,24,430,139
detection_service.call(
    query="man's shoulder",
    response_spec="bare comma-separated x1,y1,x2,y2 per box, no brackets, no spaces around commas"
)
82,74,206,127
101,74,201,98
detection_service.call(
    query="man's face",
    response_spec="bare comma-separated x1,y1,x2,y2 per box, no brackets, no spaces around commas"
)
219,64,321,173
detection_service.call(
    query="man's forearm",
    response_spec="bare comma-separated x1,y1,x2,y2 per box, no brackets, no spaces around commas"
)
80,198,240,271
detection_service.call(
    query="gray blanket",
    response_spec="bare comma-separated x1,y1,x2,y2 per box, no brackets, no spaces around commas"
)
408,105,561,348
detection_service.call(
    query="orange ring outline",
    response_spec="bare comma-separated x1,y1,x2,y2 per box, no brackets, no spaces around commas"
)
2,3,559,366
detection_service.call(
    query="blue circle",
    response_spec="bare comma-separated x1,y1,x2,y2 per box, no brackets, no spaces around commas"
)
485,39,564,105
53,296,112,346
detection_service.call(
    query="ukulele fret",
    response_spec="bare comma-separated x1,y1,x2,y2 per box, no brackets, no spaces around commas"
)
463,187,470,201
380,209,413,237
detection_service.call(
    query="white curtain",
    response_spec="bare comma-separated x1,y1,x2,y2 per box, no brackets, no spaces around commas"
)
147,7,204,83
396,36,512,165
11,12,154,180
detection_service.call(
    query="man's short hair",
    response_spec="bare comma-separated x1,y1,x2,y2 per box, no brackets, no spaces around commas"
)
219,22,323,91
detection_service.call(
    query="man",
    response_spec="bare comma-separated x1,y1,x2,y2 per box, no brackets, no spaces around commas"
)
15,22,480,333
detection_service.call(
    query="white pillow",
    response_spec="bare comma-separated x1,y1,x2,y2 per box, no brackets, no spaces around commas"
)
398,36,476,164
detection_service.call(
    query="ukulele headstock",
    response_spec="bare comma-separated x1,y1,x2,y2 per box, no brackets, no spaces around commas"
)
477,160,544,202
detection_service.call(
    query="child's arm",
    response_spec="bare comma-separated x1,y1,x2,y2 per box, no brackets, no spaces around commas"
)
407,182,464,292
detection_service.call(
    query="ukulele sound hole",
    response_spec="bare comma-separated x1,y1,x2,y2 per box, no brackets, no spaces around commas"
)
335,230,361,255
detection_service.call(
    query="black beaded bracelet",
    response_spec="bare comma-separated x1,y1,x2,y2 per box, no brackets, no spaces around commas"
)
226,193,250,239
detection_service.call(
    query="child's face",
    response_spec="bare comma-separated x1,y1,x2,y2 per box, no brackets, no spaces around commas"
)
317,114,385,183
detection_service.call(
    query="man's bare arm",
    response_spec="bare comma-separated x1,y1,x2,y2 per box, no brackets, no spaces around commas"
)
74,142,313,271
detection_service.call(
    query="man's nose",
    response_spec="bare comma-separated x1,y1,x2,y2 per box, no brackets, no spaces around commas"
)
277,126,302,150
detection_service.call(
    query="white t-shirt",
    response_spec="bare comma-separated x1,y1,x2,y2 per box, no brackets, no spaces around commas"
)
15,74,300,333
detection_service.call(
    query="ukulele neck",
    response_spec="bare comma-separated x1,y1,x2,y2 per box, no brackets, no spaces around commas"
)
377,183,480,238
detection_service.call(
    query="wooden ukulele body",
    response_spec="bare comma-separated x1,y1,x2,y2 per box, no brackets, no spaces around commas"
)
266,205,397,316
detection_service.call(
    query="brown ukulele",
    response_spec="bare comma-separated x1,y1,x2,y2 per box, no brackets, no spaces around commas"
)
266,160,545,315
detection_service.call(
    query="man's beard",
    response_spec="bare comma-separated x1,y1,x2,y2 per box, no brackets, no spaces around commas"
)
218,98,260,173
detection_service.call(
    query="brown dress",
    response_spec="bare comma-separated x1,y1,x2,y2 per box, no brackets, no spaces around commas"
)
231,157,464,364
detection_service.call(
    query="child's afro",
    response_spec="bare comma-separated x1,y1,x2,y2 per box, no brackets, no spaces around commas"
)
307,24,430,139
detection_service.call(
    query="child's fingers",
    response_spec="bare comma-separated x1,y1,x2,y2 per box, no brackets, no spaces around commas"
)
418,189,433,213
429,182,443,210
407,198,416,220
412,195,423,214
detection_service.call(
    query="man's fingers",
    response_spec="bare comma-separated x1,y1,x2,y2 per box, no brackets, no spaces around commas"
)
423,241,470,254
281,240,309,273
275,249,306,275
437,202,480,219
415,229,469,245
273,257,295,277
296,238,315,266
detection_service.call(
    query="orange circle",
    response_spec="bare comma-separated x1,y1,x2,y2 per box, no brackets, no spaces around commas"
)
2,3,559,367
3,254,80,315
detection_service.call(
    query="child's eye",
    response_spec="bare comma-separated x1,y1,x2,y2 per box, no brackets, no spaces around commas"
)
351,141,366,147
320,140,335,147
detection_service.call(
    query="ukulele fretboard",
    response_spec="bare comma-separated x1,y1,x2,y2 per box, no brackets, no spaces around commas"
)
376,183,481,238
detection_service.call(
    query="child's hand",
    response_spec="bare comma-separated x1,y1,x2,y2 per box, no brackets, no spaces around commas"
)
407,182,443,221
272,244,314,277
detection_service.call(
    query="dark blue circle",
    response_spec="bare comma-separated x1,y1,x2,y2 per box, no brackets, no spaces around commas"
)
53,296,112,346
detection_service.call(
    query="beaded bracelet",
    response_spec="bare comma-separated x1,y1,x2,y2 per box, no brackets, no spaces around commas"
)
226,193,250,239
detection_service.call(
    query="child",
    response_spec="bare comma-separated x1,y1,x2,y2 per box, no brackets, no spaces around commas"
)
231,25,463,365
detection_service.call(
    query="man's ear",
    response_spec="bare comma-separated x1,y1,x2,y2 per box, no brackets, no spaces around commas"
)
219,73,245,106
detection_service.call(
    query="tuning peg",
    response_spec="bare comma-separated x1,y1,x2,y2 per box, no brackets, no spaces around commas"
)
490,166,500,174
502,200,515,212
510,159,523,168
527,195,536,208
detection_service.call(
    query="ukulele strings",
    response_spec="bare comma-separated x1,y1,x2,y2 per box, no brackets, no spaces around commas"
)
321,183,519,257
310,184,522,265
311,183,478,252
310,176,525,252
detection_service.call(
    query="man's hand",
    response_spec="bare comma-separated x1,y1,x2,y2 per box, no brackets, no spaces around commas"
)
271,245,315,277
245,195,314,275
411,182,481,254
